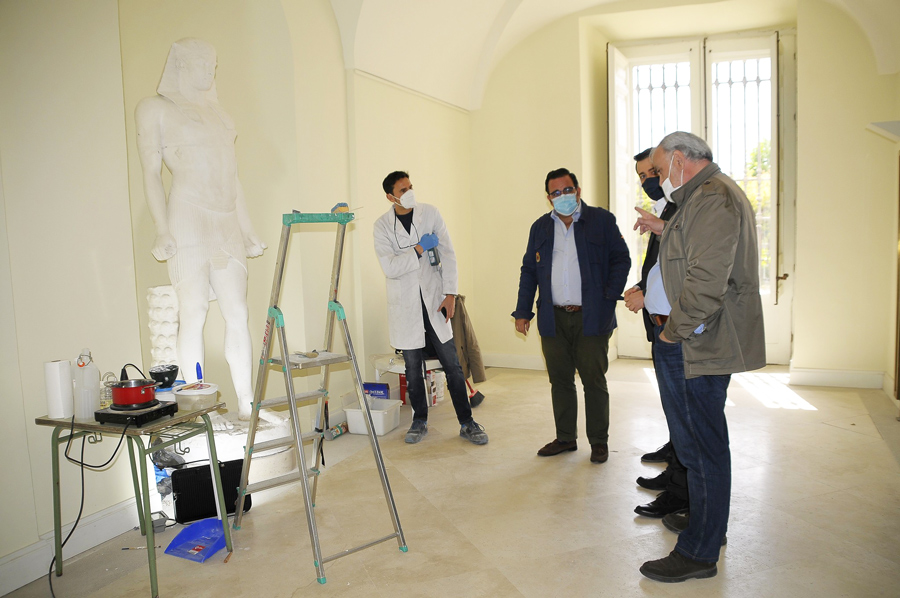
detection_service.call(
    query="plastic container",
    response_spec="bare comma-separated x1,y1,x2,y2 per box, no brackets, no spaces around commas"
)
345,398,401,436
72,349,100,420
164,517,227,563
99,371,117,410
173,382,218,411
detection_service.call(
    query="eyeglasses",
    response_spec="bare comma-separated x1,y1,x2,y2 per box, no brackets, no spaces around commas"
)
393,217,420,249
547,186,576,199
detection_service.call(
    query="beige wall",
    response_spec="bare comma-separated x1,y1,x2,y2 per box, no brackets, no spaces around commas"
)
3,0,900,588
349,73,474,377
0,0,357,576
0,0,142,558
793,0,900,374
119,0,304,406
470,16,585,367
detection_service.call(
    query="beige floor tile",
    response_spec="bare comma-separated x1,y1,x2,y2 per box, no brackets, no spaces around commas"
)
9,360,900,597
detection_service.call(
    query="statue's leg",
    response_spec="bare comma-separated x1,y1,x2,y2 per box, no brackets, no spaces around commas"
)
174,272,211,383
210,260,254,420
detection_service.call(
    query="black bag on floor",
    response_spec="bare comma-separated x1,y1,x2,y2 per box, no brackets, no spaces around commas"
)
171,459,251,524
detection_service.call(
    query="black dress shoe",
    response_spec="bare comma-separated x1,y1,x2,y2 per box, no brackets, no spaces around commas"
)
662,511,727,545
637,468,672,491
662,511,689,533
640,550,717,583
641,442,672,463
634,491,689,518
590,443,608,463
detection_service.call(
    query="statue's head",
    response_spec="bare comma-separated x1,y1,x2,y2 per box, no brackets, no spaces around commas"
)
158,38,218,102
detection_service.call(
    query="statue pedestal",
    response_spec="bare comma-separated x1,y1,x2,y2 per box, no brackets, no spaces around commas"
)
178,414,296,482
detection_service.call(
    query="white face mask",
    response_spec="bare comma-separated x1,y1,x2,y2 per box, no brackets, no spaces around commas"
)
660,154,684,201
393,189,416,209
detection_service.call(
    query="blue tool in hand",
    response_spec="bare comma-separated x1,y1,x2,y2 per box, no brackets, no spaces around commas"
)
418,233,439,251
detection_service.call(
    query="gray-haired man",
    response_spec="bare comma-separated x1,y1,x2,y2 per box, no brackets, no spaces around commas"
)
633,132,765,582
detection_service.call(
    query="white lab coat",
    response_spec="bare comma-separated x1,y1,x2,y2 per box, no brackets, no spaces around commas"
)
374,203,458,350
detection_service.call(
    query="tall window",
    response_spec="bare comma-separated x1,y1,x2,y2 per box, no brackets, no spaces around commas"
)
632,61,693,262
709,55,773,294
609,33,792,363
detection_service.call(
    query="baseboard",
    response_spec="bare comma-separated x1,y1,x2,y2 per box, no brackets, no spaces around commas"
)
482,353,546,370
788,366,886,389
0,497,138,595
483,349,620,371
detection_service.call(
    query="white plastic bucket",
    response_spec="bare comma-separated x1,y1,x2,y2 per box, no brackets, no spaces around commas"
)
173,382,219,411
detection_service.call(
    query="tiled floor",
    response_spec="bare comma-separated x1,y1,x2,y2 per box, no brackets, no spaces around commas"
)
10,360,900,597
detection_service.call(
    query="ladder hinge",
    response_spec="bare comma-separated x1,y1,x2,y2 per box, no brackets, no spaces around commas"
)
268,306,285,328
328,301,346,321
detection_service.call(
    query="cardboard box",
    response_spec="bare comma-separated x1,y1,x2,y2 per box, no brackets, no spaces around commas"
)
363,382,390,400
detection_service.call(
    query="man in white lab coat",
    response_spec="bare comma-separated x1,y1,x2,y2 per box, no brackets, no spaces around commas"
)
374,171,488,445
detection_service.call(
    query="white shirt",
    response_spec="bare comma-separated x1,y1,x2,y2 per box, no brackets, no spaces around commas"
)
645,262,705,334
629,197,670,294
550,202,583,306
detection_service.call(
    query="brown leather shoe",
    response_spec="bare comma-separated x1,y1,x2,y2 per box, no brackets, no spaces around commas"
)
537,439,577,456
590,443,609,463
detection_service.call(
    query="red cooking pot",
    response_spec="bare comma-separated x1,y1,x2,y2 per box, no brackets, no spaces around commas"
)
110,379,159,410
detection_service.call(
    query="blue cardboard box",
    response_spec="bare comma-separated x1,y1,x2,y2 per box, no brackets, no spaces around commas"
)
363,382,390,400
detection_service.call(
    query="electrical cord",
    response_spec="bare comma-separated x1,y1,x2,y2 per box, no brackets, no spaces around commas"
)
47,416,131,597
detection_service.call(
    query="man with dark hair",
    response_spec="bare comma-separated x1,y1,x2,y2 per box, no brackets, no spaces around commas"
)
513,168,630,463
374,171,488,446
634,132,765,582
626,149,690,520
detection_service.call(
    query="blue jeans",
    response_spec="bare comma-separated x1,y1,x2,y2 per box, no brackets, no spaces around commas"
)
653,325,731,563
403,299,473,426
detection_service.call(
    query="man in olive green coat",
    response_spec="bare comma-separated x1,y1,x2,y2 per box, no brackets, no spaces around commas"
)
633,131,765,582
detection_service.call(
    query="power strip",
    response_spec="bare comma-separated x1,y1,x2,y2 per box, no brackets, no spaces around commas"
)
152,513,168,534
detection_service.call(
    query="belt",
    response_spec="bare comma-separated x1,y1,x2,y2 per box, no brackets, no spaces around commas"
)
554,305,582,312
651,314,669,326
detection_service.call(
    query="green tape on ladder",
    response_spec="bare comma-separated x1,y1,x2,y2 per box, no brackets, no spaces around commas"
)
282,212,355,226
268,306,285,328
328,301,346,321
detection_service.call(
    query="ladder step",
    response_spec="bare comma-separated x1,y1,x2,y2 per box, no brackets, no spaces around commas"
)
245,469,319,494
259,389,327,410
269,351,350,370
251,431,321,454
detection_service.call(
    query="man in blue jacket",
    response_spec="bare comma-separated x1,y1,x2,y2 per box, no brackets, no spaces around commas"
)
513,168,631,463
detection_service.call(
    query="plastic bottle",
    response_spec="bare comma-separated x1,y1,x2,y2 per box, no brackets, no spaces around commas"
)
99,371,117,410
73,349,101,420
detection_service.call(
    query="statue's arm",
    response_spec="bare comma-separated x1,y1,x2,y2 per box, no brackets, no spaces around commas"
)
135,98,177,261
234,176,266,258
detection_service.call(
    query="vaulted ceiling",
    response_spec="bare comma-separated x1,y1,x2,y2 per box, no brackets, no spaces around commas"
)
328,0,900,110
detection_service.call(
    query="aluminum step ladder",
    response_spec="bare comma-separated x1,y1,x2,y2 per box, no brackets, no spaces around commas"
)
233,210,407,584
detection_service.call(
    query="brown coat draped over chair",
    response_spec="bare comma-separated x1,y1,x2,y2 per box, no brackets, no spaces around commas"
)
450,294,486,383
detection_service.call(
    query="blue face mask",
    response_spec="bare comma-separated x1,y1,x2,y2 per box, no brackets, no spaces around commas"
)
642,176,666,201
552,193,578,217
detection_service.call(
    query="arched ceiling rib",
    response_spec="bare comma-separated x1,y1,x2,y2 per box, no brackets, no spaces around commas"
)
329,0,900,111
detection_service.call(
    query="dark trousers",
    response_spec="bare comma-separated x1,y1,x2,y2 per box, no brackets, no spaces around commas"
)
403,299,473,426
651,341,689,501
653,325,731,562
539,308,611,445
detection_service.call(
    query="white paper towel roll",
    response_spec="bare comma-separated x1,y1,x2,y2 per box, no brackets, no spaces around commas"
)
45,360,74,419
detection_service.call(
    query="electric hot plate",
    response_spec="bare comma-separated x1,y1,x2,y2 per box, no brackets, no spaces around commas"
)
95,400,178,427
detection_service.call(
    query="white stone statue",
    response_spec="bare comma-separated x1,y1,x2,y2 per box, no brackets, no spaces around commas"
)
135,38,267,426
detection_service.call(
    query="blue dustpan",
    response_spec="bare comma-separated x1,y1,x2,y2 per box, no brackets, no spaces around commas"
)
165,517,227,563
